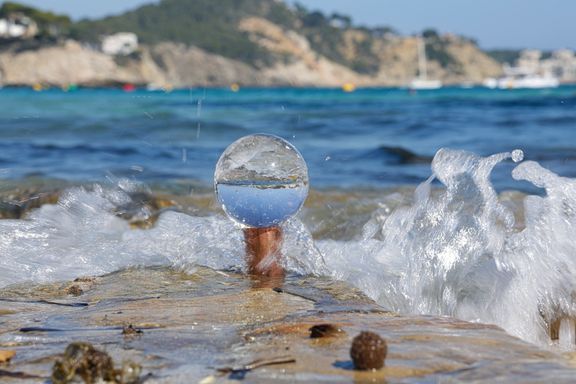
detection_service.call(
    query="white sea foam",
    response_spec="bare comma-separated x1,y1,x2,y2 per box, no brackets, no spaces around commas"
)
1,148,576,348
0,184,244,286
313,148,576,347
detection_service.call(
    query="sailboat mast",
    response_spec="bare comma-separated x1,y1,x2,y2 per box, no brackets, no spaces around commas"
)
418,36,428,80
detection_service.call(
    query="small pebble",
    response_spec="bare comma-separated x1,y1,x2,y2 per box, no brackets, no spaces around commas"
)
66,285,83,296
0,350,16,363
350,331,387,370
74,277,95,283
122,324,143,336
309,324,344,338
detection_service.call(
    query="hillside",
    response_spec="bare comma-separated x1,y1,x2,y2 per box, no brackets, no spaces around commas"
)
70,0,502,78
71,0,295,67
0,0,503,87
70,0,387,74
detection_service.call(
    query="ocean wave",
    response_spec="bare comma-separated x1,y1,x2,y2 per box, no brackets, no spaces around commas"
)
3,148,576,348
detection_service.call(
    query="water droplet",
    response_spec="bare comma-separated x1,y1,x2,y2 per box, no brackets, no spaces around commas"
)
214,134,309,228
511,149,524,163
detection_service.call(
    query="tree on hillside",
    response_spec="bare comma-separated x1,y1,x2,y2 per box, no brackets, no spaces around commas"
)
422,28,439,40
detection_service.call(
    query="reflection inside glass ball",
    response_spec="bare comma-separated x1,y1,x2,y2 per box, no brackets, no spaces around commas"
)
214,134,309,228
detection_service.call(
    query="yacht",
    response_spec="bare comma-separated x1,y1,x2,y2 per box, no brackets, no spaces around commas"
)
483,74,559,89
409,36,443,90
483,66,559,89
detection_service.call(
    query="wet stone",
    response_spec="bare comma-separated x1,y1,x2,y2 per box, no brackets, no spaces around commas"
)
0,189,61,219
74,277,97,283
0,350,16,364
309,323,345,338
122,324,143,337
65,285,83,296
2,267,576,382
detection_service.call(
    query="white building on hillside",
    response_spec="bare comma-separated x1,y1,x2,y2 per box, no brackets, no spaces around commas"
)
542,49,576,82
101,32,138,56
0,14,38,39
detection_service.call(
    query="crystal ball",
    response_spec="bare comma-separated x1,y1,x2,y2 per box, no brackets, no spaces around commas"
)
214,134,309,228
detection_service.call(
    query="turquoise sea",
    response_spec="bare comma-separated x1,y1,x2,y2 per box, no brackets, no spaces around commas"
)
1,86,575,191
2,86,576,349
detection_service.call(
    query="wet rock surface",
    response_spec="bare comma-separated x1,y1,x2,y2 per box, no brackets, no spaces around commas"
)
0,267,575,383
309,324,345,339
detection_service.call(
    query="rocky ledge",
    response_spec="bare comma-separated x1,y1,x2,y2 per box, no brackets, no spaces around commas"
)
1,267,575,383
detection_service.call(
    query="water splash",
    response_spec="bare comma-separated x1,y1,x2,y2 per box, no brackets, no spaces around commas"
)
313,148,576,347
0,183,243,286
2,148,576,348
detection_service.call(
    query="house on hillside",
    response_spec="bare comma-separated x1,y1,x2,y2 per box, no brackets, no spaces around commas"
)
515,50,542,75
507,49,576,82
542,49,576,83
0,13,38,39
101,32,138,56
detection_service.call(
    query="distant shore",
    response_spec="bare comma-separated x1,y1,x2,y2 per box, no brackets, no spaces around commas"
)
0,37,503,89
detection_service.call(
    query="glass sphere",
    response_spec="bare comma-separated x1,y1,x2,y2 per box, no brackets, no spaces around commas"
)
214,134,309,228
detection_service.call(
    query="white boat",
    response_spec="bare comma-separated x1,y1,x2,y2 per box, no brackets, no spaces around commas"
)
484,64,559,90
410,78,443,90
409,36,443,90
483,74,559,89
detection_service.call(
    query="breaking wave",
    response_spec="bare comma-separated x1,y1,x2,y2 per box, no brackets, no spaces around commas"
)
2,148,576,348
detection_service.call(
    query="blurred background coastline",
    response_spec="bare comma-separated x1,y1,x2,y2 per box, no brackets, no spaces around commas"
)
0,0,574,90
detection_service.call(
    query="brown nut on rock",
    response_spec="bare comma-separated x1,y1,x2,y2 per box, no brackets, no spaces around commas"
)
350,331,387,370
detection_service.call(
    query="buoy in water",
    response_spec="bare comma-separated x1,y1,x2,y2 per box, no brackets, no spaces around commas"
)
230,83,240,92
122,83,136,92
342,83,356,93
62,84,78,92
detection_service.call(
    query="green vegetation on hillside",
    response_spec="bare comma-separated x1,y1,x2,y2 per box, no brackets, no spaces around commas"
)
71,0,298,67
293,6,383,74
485,49,521,65
70,0,394,73
422,29,460,72
486,49,553,65
1,0,493,77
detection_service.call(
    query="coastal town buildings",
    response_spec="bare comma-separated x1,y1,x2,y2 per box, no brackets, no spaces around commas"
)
510,49,576,83
543,49,576,82
101,32,139,56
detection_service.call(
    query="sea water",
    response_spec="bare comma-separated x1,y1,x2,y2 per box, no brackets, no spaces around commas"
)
2,87,576,349
1,86,575,189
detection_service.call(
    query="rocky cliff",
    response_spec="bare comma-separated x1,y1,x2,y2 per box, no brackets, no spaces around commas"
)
0,40,501,88
0,17,503,88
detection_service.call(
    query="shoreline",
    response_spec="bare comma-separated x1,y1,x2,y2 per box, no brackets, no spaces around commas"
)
2,83,576,91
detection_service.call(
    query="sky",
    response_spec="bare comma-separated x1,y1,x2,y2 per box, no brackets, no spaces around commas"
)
1,0,574,50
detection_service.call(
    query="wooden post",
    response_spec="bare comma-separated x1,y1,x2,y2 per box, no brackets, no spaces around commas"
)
244,226,284,278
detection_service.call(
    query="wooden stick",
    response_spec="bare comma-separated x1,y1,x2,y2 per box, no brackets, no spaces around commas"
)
243,226,284,278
